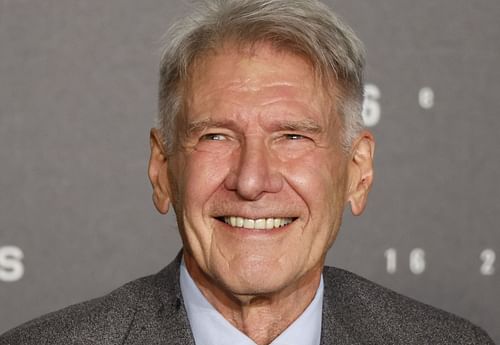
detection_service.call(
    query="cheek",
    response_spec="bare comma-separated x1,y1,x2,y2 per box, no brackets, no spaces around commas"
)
181,150,232,211
174,151,232,267
284,153,348,246
285,156,343,204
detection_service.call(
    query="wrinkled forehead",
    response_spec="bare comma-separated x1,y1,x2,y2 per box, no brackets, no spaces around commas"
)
190,41,338,89
180,42,341,124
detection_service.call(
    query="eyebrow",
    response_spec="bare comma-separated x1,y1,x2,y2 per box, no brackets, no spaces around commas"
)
186,119,238,135
186,118,323,135
274,119,323,134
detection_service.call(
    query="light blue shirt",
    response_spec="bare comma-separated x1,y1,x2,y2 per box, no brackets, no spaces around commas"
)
180,259,323,345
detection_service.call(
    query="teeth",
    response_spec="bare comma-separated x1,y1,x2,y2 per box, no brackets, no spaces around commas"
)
255,219,266,229
266,218,274,229
236,217,244,227
222,216,294,230
244,219,254,228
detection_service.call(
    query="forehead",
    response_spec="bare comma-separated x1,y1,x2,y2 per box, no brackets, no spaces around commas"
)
183,43,338,125
190,43,314,88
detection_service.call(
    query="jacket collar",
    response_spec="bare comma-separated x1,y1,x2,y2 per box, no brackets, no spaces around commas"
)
121,254,357,345
123,252,195,345
320,266,360,345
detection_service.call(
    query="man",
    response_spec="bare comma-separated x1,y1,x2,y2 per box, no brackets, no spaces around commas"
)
0,0,495,344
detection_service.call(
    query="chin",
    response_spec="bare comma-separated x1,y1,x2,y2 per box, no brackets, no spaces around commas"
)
213,259,299,297
226,278,290,297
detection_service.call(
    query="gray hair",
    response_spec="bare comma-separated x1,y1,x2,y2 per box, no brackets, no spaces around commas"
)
158,0,366,153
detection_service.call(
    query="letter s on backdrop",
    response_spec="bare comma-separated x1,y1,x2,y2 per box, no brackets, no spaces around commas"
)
0,246,24,282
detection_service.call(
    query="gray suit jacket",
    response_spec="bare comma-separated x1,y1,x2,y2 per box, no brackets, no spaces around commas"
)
0,255,495,345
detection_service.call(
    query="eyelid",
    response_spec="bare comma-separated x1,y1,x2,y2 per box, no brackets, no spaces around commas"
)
200,133,226,141
284,133,309,140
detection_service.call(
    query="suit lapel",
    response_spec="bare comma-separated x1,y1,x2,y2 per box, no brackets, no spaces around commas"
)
122,253,196,345
320,267,361,345
121,258,364,345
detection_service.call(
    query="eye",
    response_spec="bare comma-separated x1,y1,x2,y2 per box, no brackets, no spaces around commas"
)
200,133,227,141
284,133,306,140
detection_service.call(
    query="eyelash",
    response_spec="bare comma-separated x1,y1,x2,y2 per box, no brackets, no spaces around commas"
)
284,133,307,140
200,133,227,141
200,133,310,142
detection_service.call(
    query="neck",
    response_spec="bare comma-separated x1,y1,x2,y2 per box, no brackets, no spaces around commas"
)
184,253,322,345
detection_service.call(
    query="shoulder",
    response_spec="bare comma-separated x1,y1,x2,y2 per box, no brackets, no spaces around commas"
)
322,266,495,345
0,260,181,345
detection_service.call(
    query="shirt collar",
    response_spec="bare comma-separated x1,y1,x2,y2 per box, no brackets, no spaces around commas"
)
180,258,323,345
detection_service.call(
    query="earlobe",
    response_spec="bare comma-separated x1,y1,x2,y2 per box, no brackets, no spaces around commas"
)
347,131,375,216
148,128,171,214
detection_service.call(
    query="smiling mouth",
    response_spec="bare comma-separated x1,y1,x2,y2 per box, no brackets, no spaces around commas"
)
217,216,296,230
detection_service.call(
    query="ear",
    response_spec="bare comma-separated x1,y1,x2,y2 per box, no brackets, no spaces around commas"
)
346,131,375,216
148,128,171,214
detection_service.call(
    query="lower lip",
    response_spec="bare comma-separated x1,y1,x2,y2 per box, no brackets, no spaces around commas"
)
216,218,295,235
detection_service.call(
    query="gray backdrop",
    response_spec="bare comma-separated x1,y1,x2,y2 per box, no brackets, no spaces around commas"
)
1,0,498,342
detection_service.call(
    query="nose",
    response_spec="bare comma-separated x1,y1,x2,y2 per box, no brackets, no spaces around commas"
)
224,137,283,200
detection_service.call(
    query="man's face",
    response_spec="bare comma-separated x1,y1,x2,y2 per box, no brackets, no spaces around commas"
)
154,44,369,297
